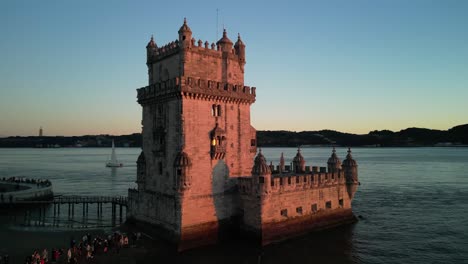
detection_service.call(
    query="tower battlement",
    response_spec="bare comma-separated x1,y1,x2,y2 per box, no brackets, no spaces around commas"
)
148,38,245,64
137,76,256,105
238,171,347,196
145,19,246,85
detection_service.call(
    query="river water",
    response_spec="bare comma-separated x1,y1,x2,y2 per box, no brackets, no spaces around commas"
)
0,147,467,263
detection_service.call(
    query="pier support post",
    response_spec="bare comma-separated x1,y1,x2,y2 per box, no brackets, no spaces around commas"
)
119,204,123,223
42,206,46,226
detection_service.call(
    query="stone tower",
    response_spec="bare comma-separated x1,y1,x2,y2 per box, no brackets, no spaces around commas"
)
128,19,257,250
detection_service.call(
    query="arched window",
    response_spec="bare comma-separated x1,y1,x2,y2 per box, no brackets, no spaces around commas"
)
210,123,226,159
211,104,222,117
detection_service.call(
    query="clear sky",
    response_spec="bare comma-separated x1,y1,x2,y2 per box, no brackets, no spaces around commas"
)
1,0,467,137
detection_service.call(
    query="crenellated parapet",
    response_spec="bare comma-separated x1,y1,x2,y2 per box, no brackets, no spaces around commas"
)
238,170,346,196
239,148,358,199
181,77,255,104
147,40,180,63
147,38,246,65
137,76,256,105
147,19,246,72
137,78,181,105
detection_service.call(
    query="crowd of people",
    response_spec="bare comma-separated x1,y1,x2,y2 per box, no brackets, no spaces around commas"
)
0,177,52,203
23,231,141,264
0,254,10,264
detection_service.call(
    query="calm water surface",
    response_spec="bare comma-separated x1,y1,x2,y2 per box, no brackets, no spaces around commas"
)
0,147,467,263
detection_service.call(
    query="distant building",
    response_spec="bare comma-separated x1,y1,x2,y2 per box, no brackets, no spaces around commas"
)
39,127,43,137
127,19,359,250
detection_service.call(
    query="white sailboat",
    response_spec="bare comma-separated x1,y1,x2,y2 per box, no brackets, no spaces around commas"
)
106,140,123,167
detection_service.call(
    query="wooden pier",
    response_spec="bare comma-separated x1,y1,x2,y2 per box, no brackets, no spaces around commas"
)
1,195,128,226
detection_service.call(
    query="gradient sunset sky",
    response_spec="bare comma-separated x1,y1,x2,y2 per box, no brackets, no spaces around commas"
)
1,0,467,137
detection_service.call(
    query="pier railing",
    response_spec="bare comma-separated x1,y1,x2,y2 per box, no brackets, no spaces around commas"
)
52,195,128,206
0,195,128,206
1,195,129,225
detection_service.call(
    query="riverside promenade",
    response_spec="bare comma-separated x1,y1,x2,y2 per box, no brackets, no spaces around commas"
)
1,177,128,225
0,177,53,203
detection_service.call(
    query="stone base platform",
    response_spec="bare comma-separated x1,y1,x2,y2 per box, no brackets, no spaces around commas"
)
126,216,243,252
127,210,356,251
256,208,357,246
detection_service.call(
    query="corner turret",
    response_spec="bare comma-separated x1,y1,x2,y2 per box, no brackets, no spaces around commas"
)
342,148,359,199
252,149,271,194
292,148,306,173
146,35,157,63
174,151,192,191
234,33,246,68
252,149,271,176
146,35,157,49
136,151,146,190
342,148,358,183
178,18,192,49
327,147,342,173
217,29,233,53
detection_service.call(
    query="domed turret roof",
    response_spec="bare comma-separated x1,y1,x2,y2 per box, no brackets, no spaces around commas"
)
252,149,271,175
293,148,305,164
217,29,233,45
178,18,192,33
327,147,341,164
342,148,357,167
146,35,156,48
174,151,191,167
234,33,245,47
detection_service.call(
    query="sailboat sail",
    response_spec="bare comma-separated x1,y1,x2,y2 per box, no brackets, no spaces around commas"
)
106,139,123,167
110,140,117,163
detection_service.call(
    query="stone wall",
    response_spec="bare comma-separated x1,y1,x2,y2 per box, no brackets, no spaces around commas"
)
149,53,181,84
239,171,356,244
261,183,351,223
141,99,181,195
127,189,180,239
178,93,255,231
183,48,244,84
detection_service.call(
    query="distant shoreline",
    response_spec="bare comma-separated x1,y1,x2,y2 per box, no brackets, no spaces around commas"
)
1,124,467,148
2,145,468,149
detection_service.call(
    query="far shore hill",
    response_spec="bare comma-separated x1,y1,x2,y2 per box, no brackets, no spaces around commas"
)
0,124,467,148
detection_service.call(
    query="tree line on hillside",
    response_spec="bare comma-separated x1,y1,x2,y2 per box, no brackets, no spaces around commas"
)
257,124,468,147
0,124,467,148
